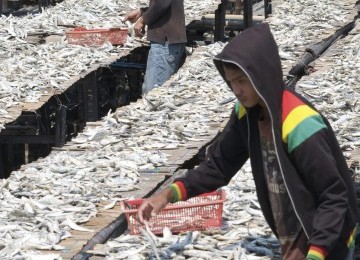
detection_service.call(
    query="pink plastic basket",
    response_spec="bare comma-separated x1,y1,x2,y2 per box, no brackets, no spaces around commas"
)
66,27,128,46
123,190,226,235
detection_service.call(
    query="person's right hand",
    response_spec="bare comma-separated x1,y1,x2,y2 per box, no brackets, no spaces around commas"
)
137,188,173,224
123,9,142,23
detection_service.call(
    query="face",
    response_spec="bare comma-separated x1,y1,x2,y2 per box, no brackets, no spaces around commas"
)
224,66,261,108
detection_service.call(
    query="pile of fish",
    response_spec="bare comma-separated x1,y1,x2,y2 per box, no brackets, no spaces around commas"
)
0,0,132,126
295,21,360,156
96,0,359,259
0,0,359,258
0,40,234,258
268,0,358,69
0,0,218,128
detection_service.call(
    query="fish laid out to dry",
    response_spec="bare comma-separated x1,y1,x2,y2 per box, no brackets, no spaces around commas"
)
0,0,359,258
0,0,220,129
0,38,232,258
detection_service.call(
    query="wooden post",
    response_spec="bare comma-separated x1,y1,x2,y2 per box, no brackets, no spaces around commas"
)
0,145,6,179
214,0,227,42
243,0,252,28
265,0,272,18
1,0,8,13
54,105,67,147
82,72,98,122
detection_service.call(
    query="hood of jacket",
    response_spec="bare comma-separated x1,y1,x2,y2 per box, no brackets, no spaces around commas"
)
213,23,283,127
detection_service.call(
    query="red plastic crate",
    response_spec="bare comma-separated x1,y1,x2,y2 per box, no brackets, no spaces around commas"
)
66,27,128,46
123,190,226,235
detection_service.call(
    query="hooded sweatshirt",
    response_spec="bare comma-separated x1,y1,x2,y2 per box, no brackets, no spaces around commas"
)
140,0,186,44
170,23,358,259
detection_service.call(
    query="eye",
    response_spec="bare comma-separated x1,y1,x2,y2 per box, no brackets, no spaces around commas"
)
237,78,245,84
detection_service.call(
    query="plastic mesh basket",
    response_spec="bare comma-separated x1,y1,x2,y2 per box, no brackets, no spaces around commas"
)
66,27,128,46
124,190,226,235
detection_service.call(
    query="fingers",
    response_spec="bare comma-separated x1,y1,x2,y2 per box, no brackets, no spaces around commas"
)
123,16,137,23
138,210,145,224
119,201,126,213
134,18,145,38
123,9,141,23
138,206,146,224
137,192,170,224
138,202,153,224
134,27,144,38
151,210,157,217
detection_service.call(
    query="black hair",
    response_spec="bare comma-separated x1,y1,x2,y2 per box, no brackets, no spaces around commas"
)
222,62,246,76
222,62,240,71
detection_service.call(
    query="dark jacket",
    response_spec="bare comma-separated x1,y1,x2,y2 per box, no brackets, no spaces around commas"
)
175,23,358,259
141,0,186,44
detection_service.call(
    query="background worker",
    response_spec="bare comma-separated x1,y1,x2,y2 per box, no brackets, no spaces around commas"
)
136,23,358,260
123,0,186,94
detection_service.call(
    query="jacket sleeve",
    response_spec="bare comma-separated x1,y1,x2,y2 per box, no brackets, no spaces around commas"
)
291,128,349,255
173,110,249,199
141,0,171,26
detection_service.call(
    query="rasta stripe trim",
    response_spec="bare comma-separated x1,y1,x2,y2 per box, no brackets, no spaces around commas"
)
306,225,357,260
282,91,327,152
235,102,246,119
282,90,304,122
286,113,326,153
306,245,327,260
347,224,358,248
169,181,187,203
282,104,318,139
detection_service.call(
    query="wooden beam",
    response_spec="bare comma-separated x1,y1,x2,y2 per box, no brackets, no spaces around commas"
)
0,135,55,144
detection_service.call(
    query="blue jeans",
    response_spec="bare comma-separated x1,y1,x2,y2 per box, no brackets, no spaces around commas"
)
142,41,185,94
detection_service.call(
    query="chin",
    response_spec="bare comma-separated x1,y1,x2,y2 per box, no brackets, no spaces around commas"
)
243,103,257,108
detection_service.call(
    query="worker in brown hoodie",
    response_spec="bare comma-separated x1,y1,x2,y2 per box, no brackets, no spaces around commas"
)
137,23,358,260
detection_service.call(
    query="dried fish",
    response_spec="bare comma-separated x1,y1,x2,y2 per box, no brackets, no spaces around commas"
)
0,0,359,258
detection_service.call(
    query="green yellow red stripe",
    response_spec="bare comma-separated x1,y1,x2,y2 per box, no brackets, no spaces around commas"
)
306,245,327,260
347,225,358,248
282,91,327,152
169,181,187,203
282,105,318,141
282,90,305,122
235,102,246,119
